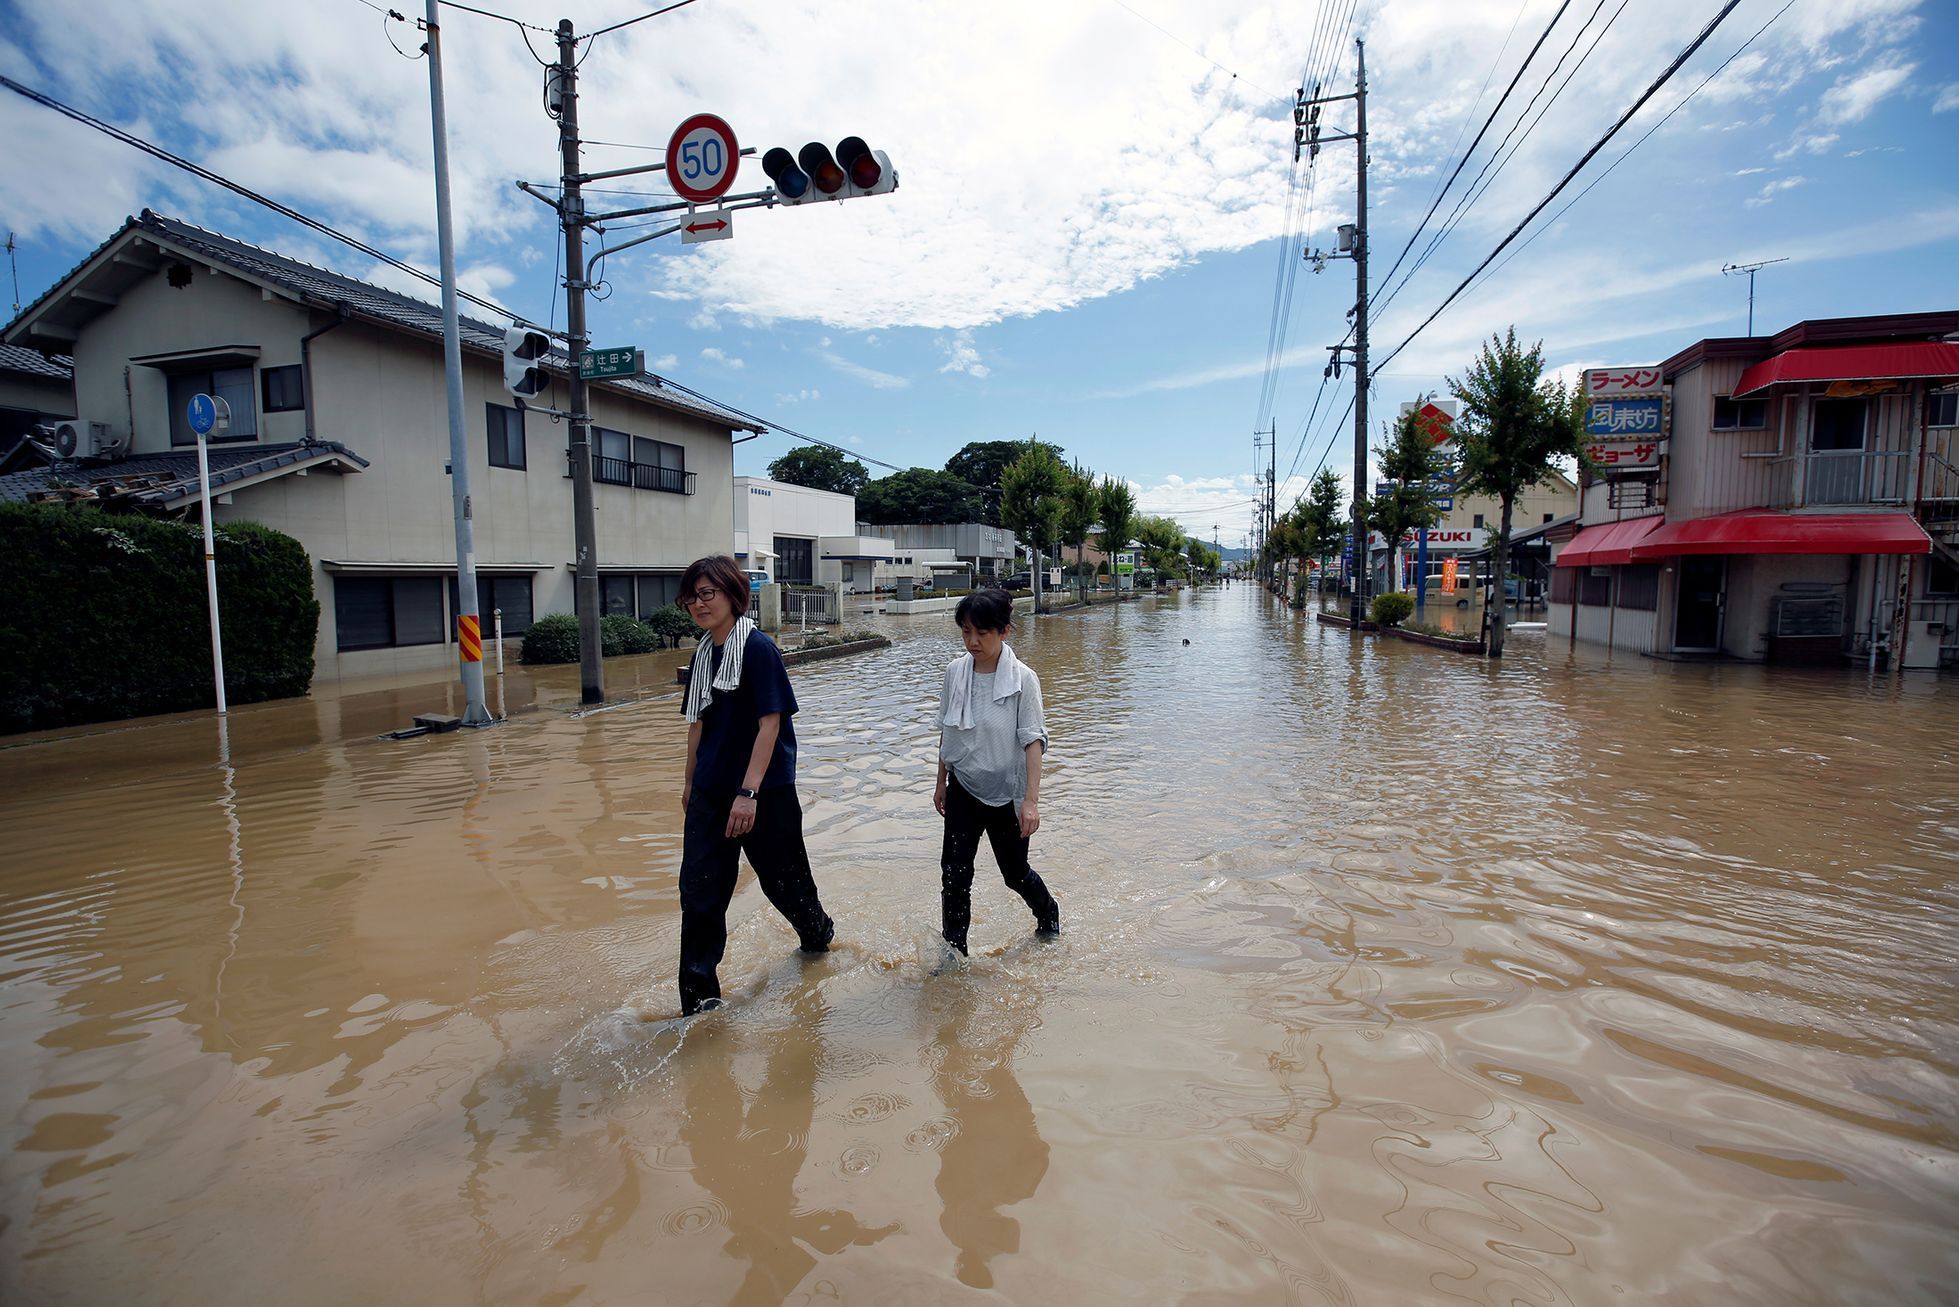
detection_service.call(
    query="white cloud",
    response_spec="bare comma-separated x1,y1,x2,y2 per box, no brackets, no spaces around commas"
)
1818,61,1914,124
1732,167,1768,176
938,330,990,378
699,347,744,369
817,350,908,390
1746,176,1808,208
775,387,821,404
1934,84,1959,113
650,353,679,370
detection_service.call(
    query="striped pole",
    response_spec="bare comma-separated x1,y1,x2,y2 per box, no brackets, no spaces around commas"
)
458,613,482,663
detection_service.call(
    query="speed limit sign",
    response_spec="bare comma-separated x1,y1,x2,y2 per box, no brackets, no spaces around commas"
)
665,113,739,204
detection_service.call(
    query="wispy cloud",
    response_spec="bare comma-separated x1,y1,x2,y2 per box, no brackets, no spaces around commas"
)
1934,83,1959,114
774,388,820,404
700,347,744,369
817,350,908,390
938,329,991,379
1746,176,1808,208
1819,61,1914,124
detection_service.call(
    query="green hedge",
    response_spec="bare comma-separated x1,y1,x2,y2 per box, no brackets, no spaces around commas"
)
1370,592,1416,627
0,504,319,734
523,610,691,664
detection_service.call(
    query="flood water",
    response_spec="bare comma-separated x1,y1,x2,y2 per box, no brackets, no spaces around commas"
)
3,587,1955,1305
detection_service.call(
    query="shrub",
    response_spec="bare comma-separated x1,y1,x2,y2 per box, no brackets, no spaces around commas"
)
520,612,581,664
1370,592,1416,627
601,613,657,656
645,602,696,648
0,504,319,733
798,629,883,651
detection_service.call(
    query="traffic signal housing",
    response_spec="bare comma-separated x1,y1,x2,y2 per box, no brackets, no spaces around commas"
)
503,325,551,398
763,137,898,205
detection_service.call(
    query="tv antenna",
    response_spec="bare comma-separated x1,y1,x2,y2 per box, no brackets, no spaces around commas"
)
1721,257,1788,336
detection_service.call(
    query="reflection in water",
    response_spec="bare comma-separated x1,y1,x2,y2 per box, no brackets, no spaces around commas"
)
926,972,1048,1289
2,589,1956,1303
683,988,897,1305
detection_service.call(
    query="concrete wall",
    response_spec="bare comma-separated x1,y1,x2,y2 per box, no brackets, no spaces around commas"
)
0,370,76,425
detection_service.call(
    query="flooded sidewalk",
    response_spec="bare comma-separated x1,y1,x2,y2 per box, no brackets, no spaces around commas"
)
2,587,1955,1304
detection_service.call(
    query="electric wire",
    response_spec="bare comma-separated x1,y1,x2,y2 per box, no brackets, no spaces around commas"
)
434,0,554,35
583,0,702,42
1465,0,1796,298
1373,0,1745,376
0,73,526,325
1366,0,1574,322
1105,0,1289,100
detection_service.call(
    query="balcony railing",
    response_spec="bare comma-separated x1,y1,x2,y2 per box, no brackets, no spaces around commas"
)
576,454,695,495
1768,450,1910,508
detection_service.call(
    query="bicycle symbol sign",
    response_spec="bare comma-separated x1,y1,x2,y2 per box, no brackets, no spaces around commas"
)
666,113,739,204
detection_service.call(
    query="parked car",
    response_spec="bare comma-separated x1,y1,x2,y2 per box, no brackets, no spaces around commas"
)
746,569,771,593
1001,571,1032,591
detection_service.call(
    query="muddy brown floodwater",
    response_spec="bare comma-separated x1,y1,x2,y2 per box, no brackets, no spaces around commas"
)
3,587,1955,1305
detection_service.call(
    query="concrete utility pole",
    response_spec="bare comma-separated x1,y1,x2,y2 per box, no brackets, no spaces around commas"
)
425,0,492,725
555,20,605,704
1350,39,1370,627
1297,40,1370,625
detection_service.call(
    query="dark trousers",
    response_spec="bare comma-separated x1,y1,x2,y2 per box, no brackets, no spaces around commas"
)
940,773,1057,954
679,786,833,1014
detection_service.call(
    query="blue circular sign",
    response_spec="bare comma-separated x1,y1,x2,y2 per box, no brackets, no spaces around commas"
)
187,393,217,436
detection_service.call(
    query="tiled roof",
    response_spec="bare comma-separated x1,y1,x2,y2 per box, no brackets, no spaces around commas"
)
0,441,367,507
133,212,762,433
0,343,72,380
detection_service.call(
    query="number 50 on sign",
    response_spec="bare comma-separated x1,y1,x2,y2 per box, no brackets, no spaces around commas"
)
666,113,739,204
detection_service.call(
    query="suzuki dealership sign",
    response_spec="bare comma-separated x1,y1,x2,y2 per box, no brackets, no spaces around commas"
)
1368,527,1485,551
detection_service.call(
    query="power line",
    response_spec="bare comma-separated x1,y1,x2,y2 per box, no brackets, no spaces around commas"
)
1373,0,1745,376
584,0,702,41
0,73,526,325
1105,0,1289,100
1367,0,1574,321
434,0,555,35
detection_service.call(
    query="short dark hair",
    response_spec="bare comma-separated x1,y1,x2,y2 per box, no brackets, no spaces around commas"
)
679,554,751,616
954,588,1014,632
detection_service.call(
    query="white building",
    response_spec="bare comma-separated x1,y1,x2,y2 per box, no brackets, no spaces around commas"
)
733,476,893,594
2,210,759,683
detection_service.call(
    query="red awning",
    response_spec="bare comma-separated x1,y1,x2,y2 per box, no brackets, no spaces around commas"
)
1731,342,1959,398
1626,509,1929,559
1554,516,1662,567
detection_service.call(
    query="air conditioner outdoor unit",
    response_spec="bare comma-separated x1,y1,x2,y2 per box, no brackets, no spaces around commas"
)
42,419,124,460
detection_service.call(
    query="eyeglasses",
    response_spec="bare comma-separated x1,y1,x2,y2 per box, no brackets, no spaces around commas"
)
680,586,721,608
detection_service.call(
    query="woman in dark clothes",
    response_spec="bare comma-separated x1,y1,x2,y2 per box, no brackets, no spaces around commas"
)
675,554,833,1014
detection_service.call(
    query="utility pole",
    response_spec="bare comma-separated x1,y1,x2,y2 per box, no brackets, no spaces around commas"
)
1297,39,1369,625
1721,257,1787,336
425,0,492,725
1252,428,1267,584
555,20,604,704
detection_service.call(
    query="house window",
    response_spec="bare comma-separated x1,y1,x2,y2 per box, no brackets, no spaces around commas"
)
334,575,444,651
486,403,526,469
632,436,688,493
593,427,633,485
1928,555,1957,596
261,365,304,414
1929,389,1959,428
168,367,257,443
1578,571,1611,607
1811,398,1868,451
448,574,534,636
1712,396,1768,430
775,536,814,584
1472,513,1485,528
1550,568,1576,605
637,573,680,613
1543,514,1554,524
601,575,636,616
1617,565,1660,611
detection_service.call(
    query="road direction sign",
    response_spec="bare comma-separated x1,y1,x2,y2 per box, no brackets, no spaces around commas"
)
681,211,734,244
666,113,739,204
580,347,641,381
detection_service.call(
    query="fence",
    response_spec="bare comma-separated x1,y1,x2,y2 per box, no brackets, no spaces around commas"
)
784,585,839,627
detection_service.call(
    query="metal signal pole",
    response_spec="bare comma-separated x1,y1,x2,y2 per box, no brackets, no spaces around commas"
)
555,20,604,704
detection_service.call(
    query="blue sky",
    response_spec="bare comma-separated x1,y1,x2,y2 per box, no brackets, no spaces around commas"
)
3,0,1956,545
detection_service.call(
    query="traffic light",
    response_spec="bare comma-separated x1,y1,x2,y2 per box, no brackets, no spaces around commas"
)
762,137,898,205
503,325,550,398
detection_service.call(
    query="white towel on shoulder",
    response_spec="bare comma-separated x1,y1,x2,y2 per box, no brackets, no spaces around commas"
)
684,615,755,722
941,642,1025,730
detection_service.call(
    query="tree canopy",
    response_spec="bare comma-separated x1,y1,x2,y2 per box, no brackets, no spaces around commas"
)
766,445,870,496
856,467,984,524
1000,441,1070,578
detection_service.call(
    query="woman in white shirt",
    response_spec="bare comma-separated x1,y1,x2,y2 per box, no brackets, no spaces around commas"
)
933,589,1060,955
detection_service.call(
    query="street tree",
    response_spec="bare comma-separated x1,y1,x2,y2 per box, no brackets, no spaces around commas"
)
766,445,870,496
1302,469,1348,595
1096,478,1140,586
1448,328,1587,657
999,440,1069,606
1058,462,1101,601
857,468,984,524
1135,516,1186,587
1367,406,1451,594
945,439,1064,525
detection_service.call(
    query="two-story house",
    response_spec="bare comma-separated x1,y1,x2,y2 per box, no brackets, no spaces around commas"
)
1,210,761,684
1549,311,1957,668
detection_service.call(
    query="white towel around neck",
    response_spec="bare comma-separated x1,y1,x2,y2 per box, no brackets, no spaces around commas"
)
941,642,1026,730
684,615,756,722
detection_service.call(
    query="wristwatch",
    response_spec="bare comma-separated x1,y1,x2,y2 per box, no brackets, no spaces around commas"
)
736,787,759,800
